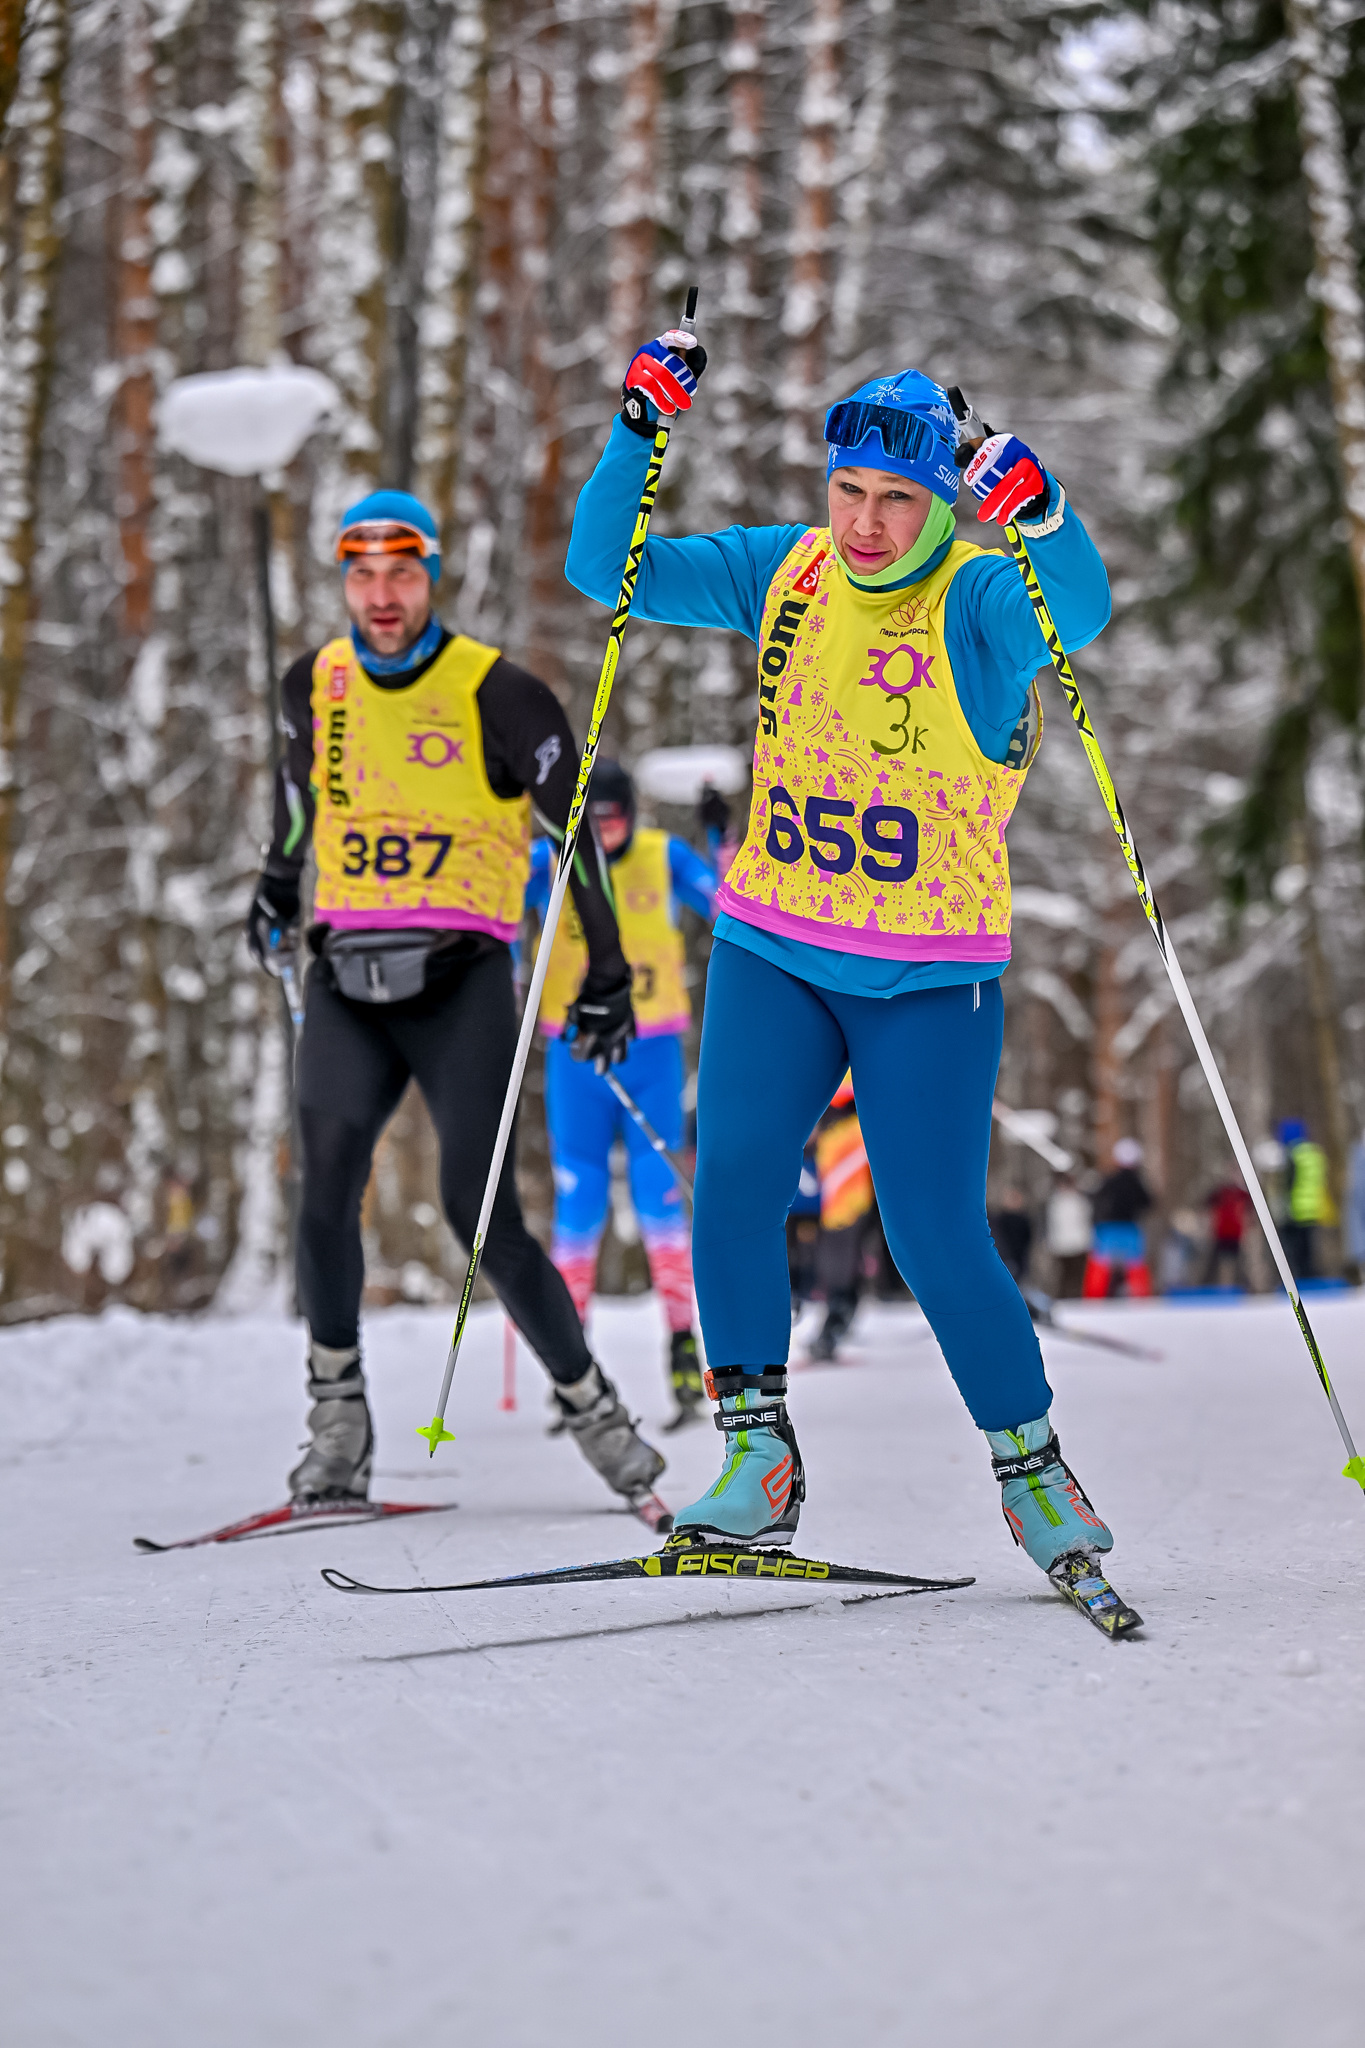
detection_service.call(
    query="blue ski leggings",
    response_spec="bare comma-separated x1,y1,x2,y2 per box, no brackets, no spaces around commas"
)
545,1033,687,1244
693,940,1051,1432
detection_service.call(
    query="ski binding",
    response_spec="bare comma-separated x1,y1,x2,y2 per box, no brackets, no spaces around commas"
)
1049,1554,1143,1638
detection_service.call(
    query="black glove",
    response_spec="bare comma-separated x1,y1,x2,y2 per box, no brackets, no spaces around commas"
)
565,970,635,1072
620,330,708,438
698,783,730,839
246,879,300,975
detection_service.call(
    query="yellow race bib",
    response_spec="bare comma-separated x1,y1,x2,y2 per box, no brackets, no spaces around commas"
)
311,634,530,938
538,828,690,1037
718,530,1040,959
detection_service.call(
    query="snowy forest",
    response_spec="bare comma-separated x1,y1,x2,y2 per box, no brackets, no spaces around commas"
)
3,0,1365,1320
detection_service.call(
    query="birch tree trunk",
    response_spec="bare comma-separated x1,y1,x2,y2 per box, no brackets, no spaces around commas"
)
606,0,660,372
0,0,65,1048
712,3,766,526
237,0,282,371
831,0,892,368
415,0,488,565
216,0,292,1313
1284,0,1362,1210
781,0,842,516
519,46,563,693
312,0,403,521
116,0,188,1272
1285,0,1365,628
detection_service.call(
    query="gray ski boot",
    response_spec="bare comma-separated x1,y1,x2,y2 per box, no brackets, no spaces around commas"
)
553,1361,665,1503
289,1341,374,1500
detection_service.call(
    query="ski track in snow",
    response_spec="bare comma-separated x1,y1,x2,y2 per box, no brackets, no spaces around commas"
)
2,1294,1363,2047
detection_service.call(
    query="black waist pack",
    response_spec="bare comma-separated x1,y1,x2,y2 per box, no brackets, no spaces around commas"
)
326,929,442,1005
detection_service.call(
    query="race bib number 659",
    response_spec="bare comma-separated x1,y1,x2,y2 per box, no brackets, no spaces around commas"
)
763,785,918,881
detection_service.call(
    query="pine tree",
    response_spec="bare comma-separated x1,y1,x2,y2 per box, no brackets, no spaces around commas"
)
1118,0,1365,1201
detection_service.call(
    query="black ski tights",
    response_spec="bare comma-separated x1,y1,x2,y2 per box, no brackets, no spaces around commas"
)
295,944,592,1383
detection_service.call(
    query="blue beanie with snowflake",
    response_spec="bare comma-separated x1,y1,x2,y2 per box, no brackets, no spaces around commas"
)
824,369,962,504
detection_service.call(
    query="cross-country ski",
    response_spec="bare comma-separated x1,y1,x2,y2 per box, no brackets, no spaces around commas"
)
133,1497,456,1553
319,1534,975,1596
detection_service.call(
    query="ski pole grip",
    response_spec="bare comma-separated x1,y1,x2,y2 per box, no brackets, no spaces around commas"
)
682,282,699,333
946,383,992,465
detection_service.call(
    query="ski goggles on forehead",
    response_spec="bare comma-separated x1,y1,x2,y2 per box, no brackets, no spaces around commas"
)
335,520,438,563
823,401,939,465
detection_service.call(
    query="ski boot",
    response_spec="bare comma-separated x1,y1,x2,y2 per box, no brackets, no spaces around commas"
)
671,1368,804,1546
554,1361,666,1505
289,1341,373,1500
809,1293,855,1363
985,1412,1112,1574
664,1329,706,1429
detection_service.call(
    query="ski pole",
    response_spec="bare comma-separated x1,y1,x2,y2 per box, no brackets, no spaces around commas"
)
947,389,1364,1490
418,286,701,1455
603,1069,694,1202
280,957,305,1036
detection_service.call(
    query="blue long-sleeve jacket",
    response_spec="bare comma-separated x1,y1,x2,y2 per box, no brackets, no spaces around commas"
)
565,418,1111,997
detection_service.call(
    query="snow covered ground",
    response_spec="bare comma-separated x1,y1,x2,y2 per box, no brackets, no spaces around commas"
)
4,1291,1363,2048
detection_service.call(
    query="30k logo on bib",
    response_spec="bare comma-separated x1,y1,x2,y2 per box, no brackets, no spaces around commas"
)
310,634,530,941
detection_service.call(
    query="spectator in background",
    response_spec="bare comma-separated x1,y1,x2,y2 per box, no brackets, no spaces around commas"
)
786,1139,822,1317
1045,1172,1092,1298
989,1186,1033,1287
1084,1137,1153,1299
810,1075,877,1362
1204,1174,1251,1290
1278,1118,1331,1280
1160,1209,1203,1292
1347,1131,1365,1281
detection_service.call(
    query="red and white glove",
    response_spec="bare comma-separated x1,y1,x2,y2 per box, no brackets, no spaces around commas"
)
963,432,1049,526
620,330,707,437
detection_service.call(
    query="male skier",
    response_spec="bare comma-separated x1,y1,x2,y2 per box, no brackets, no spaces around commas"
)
566,335,1118,1603
247,489,665,1512
526,758,722,1423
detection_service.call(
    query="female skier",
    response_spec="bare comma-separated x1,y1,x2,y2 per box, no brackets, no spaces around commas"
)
566,338,1114,1593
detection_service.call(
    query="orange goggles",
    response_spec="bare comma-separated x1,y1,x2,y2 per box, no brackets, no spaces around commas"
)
335,519,438,563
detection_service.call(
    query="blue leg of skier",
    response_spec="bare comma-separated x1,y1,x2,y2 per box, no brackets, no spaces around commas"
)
545,1035,615,1324
677,942,1112,1567
618,1037,704,1413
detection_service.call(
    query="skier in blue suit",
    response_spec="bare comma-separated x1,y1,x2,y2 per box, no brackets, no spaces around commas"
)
565,327,1122,1608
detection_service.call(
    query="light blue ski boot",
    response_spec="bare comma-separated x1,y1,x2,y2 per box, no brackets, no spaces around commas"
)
984,1413,1112,1572
670,1369,804,1546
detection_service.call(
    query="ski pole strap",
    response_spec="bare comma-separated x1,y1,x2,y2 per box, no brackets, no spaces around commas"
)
990,1434,1062,1482
704,1366,788,1400
715,1403,785,1434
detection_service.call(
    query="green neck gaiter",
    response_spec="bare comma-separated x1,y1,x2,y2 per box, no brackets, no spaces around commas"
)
835,494,956,590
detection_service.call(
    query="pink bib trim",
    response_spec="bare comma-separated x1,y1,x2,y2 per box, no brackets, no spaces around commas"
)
715,882,1012,963
318,903,520,944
